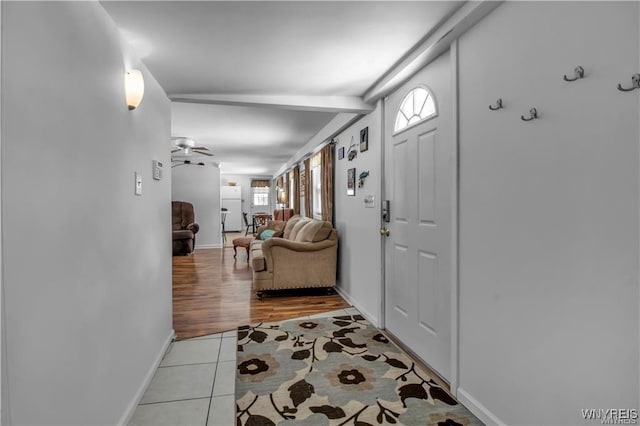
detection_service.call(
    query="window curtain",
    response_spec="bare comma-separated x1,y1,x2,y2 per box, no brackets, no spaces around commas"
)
320,143,333,223
303,157,311,217
251,179,270,187
284,172,290,208
292,166,300,214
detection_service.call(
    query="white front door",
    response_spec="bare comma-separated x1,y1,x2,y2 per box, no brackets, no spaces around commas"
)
383,51,454,380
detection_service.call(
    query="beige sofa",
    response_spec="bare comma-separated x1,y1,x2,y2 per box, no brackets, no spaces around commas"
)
249,215,338,299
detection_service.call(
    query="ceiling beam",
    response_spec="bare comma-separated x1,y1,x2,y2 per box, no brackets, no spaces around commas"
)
168,94,375,114
362,0,503,104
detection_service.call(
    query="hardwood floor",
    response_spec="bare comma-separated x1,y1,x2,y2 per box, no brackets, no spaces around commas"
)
172,247,351,340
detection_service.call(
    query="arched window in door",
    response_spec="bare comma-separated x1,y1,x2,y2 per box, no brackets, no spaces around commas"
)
393,86,437,133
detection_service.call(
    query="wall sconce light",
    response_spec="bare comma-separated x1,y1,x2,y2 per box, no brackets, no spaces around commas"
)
125,69,144,110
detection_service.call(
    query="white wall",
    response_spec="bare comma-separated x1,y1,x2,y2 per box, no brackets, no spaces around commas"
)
333,106,383,325
1,2,173,425
172,163,222,248
456,2,639,424
0,2,9,425
0,2,5,422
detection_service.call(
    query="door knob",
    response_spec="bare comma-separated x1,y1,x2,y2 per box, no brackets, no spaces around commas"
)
380,228,390,236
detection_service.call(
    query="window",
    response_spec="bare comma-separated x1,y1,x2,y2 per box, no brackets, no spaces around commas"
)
310,153,322,219
252,187,270,207
394,86,437,133
251,179,271,208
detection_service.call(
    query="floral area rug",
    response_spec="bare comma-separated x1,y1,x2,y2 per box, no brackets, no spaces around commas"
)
235,314,483,425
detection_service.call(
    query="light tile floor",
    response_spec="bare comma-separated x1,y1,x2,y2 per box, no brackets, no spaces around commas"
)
129,307,360,426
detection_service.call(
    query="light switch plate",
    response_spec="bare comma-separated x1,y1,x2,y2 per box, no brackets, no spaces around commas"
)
364,195,375,208
135,172,142,195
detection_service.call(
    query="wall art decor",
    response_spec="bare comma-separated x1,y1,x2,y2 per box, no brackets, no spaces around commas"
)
347,168,356,196
346,135,358,161
358,170,369,188
338,146,345,160
360,126,369,152
347,147,357,161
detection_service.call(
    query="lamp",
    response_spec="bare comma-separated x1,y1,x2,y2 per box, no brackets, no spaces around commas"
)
277,188,287,220
125,69,144,110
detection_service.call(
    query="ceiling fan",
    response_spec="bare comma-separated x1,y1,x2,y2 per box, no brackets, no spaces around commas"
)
171,137,214,156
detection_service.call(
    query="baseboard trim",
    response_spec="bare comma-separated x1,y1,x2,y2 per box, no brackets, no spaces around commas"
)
195,243,223,249
118,329,175,426
334,286,379,328
456,386,505,426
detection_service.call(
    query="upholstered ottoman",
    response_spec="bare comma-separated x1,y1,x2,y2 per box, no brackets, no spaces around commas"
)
232,236,253,261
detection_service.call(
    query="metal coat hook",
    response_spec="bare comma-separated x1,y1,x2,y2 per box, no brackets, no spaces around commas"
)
563,65,584,82
521,108,538,122
617,74,640,92
488,98,503,110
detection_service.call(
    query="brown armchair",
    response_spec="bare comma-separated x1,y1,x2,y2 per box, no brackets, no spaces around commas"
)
172,201,199,256
273,208,294,221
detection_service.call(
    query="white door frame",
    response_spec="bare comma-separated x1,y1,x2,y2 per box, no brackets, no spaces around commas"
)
379,41,460,396
449,39,460,395
378,98,387,331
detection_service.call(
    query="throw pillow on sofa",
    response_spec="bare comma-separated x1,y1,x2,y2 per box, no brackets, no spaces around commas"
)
259,229,282,240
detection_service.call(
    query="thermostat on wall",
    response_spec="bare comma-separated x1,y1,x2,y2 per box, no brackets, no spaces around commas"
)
152,160,163,180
